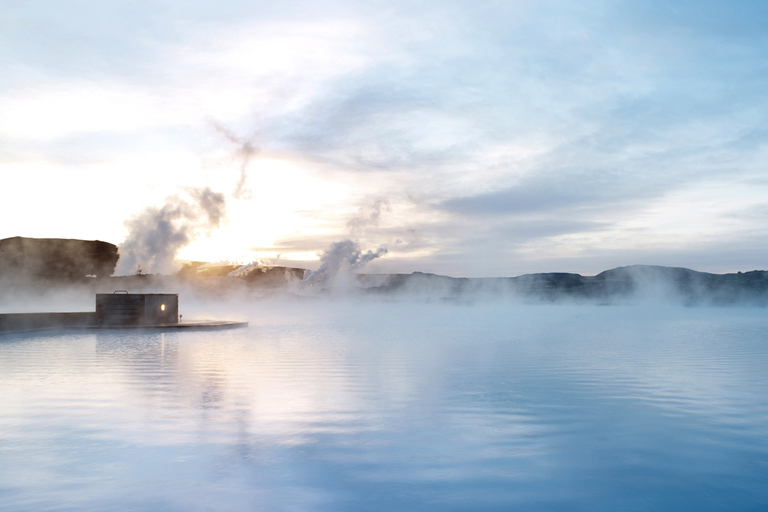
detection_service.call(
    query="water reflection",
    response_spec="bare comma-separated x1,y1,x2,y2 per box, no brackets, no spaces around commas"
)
1,304,768,510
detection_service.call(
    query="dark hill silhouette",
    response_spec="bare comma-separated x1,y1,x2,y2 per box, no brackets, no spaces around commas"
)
1,237,766,305
0,237,119,281
356,265,768,304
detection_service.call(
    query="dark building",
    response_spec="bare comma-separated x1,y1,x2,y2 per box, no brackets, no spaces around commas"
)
96,293,178,326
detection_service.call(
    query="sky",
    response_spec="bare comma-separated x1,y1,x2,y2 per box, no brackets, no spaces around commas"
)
1,0,767,277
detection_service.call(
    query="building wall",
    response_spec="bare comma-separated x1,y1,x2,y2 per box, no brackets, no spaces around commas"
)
96,294,178,325
143,294,178,324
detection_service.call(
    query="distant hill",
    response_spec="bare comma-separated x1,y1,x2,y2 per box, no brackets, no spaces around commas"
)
191,263,768,304
177,261,305,286
0,237,119,281
355,265,768,305
1,237,766,305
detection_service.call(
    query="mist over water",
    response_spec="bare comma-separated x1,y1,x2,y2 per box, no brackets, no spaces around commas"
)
2,302,768,511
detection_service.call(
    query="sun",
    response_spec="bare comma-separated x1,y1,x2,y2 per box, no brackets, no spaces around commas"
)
178,156,351,265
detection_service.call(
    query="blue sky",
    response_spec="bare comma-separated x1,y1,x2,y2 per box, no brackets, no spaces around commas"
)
1,0,766,276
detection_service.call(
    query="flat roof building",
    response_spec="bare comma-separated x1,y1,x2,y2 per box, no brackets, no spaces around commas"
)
96,292,178,326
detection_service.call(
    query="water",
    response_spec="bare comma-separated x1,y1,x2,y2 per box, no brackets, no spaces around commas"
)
1,302,768,511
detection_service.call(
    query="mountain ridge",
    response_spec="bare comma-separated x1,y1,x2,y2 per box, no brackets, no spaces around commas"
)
1,237,766,305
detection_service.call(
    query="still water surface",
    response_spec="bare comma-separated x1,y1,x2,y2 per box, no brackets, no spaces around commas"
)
1,302,767,511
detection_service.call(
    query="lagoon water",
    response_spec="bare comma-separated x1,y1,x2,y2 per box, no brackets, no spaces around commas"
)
1,302,768,511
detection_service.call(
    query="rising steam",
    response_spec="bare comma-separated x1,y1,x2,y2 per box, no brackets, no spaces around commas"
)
115,122,260,277
228,260,264,278
301,239,388,289
209,119,258,200
298,198,391,291
116,187,226,275
346,199,389,237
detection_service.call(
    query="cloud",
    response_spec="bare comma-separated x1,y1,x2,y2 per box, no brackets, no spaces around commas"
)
4,0,768,276
347,199,389,236
440,179,602,217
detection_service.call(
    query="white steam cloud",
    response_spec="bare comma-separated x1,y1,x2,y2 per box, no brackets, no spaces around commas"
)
115,122,259,277
301,239,388,289
116,187,226,275
299,198,391,292
228,260,264,278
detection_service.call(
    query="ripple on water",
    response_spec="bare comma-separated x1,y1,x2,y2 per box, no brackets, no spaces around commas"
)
1,304,768,511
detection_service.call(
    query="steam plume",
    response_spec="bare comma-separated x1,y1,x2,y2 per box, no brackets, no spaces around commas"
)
209,120,258,200
228,260,264,278
347,199,389,236
116,187,226,275
301,239,387,289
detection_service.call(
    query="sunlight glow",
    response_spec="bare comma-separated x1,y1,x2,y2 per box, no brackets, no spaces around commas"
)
178,156,350,264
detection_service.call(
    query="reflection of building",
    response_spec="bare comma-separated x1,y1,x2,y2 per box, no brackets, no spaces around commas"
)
96,293,178,326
